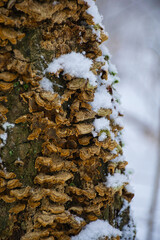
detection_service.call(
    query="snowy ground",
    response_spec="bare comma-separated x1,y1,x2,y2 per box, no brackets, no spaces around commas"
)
97,0,160,239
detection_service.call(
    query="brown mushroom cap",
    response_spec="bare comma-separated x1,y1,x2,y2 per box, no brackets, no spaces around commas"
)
0,72,18,82
28,200,41,209
55,212,71,224
118,161,128,170
0,26,25,44
84,202,103,216
43,237,55,240
107,163,117,174
0,170,16,179
75,123,94,135
9,203,25,214
35,156,64,172
0,194,16,203
78,136,92,146
87,214,98,221
35,214,56,227
21,230,50,240
14,160,24,166
27,128,41,140
69,206,83,215
0,177,6,188
15,0,62,22
29,188,45,202
95,183,109,197
79,145,100,160
67,78,86,90
15,115,28,124
67,186,96,200
10,186,31,200
7,179,22,189
47,189,72,203
97,108,112,117
0,96,8,102
34,172,73,185
122,187,134,203
0,81,13,91
74,109,95,122
40,92,58,102
35,93,46,108
41,204,65,214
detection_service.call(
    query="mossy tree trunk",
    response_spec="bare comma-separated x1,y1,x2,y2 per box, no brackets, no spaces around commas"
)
0,1,135,240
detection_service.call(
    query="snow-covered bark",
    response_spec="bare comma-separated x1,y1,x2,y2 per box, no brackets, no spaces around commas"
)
0,0,135,239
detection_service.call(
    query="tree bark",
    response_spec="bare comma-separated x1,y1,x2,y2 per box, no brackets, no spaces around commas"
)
0,0,135,239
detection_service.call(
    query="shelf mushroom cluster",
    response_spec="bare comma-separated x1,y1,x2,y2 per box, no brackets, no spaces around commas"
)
0,0,134,239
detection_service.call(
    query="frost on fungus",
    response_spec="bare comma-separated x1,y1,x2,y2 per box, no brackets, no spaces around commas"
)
0,0,135,239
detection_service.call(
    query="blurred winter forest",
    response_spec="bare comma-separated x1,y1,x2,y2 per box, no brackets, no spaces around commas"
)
97,0,160,239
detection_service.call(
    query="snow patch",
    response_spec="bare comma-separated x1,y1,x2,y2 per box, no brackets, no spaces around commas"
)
92,117,111,141
112,89,121,104
84,0,103,26
119,199,129,215
106,173,128,188
39,77,54,93
111,148,118,155
101,61,109,71
45,52,97,86
74,216,84,224
110,100,124,127
3,122,15,130
111,154,125,163
115,116,124,127
71,219,121,240
92,27,101,42
125,184,135,194
116,199,130,226
98,132,107,141
84,0,109,41
90,85,112,112
0,133,7,145
93,117,110,132
0,122,15,147
53,1,59,6
109,63,118,75
100,43,111,58
96,55,109,71
121,219,136,240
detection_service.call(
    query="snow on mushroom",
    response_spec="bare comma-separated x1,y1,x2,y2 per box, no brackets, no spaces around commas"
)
44,52,98,87
71,219,121,240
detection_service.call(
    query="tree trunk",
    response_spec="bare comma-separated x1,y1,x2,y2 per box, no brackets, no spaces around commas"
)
0,0,135,239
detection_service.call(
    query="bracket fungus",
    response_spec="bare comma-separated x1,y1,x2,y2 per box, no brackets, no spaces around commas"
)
0,0,134,239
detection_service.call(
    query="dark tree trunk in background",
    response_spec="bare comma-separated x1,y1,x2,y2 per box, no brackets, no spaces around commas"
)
0,0,135,239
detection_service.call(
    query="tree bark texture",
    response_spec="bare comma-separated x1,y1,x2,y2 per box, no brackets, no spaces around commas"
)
0,0,135,239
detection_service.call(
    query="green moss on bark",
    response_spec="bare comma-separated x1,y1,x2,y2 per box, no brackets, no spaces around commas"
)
0,202,14,240
0,89,42,186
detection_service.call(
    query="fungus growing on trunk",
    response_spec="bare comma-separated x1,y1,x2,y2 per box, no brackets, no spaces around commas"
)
0,0,135,239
